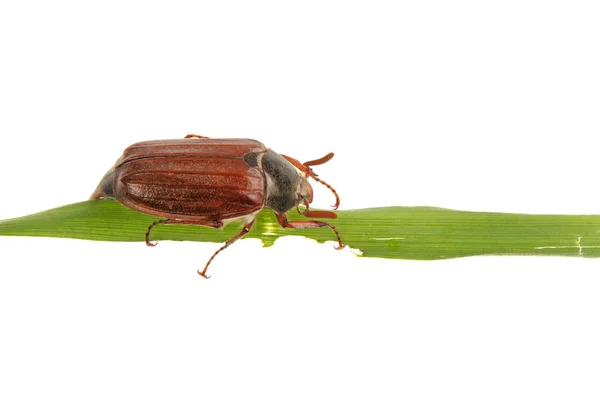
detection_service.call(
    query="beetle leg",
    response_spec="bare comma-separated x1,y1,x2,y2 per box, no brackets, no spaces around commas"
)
198,220,255,279
275,213,345,250
145,219,224,246
295,205,306,216
300,200,338,219
184,134,210,139
146,219,170,246
302,209,338,219
310,175,340,210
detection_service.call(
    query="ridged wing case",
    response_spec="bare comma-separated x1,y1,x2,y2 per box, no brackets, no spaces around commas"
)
110,138,267,220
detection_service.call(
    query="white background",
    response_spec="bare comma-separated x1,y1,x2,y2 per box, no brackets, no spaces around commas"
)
1,1,600,399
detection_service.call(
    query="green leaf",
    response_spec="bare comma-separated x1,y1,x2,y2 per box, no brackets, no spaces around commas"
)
1,200,599,259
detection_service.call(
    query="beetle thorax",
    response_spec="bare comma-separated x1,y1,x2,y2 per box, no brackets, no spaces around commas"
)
260,150,308,214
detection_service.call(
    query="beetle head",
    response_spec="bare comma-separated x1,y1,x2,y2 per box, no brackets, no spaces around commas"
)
281,153,340,210
296,177,312,204
281,153,340,219
260,150,339,219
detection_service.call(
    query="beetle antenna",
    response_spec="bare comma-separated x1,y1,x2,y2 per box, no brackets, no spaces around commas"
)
303,152,334,167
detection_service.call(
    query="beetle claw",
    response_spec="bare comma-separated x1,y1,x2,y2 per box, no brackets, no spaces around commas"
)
146,240,158,247
334,244,345,250
197,270,211,279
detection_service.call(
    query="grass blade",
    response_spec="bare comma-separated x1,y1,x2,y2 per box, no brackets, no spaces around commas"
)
1,200,599,259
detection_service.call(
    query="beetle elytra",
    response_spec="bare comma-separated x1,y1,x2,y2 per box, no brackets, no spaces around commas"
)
91,135,344,278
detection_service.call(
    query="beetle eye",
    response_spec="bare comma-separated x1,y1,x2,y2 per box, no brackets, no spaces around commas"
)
297,193,305,201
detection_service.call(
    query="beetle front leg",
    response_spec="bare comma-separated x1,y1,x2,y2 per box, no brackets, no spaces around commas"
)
275,213,345,250
145,219,224,246
198,220,255,279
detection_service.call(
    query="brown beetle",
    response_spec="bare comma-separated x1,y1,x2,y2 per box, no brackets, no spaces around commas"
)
91,135,344,278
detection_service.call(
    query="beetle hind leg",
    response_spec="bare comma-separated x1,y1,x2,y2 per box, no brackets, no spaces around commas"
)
198,220,255,279
144,218,253,279
146,219,170,246
145,218,224,246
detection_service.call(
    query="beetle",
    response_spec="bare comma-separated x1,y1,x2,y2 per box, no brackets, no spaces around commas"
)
91,134,344,278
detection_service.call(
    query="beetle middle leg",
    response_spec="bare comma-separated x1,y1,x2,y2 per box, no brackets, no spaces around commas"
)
275,213,345,250
198,220,256,279
145,219,224,246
